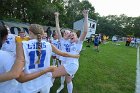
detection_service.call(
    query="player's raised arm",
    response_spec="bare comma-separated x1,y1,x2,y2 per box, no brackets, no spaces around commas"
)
54,12,62,39
79,10,89,41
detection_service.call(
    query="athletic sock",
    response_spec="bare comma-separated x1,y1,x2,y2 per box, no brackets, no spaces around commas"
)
67,81,73,93
56,76,65,93
61,76,65,85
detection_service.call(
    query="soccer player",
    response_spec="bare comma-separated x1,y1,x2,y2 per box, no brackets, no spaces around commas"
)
53,10,88,93
51,31,61,66
54,12,72,93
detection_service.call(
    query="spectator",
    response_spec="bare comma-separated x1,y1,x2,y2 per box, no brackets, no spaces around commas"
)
16,30,30,43
46,27,52,38
94,35,100,52
125,36,131,46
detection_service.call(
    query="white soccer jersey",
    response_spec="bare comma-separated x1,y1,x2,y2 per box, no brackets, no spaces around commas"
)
0,50,18,93
59,38,71,61
20,39,53,93
65,40,83,66
51,39,59,56
56,40,61,59
1,34,16,57
63,40,83,76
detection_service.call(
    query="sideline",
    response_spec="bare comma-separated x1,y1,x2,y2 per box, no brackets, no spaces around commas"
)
135,46,140,93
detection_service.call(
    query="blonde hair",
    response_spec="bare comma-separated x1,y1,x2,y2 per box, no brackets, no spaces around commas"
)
29,24,44,64
29,24,44,35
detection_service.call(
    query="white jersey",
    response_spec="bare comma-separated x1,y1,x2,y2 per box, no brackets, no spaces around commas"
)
51,39,61,59
59,38,71,61
65,40,83,66
20,39,53,93
51,39,58,56
1,34,16,57
0,50,18,93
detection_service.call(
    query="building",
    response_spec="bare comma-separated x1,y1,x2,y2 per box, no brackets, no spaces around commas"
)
3,21,55,36
73,18,97,38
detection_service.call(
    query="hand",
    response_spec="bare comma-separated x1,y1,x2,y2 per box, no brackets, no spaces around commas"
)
45,66,57,72
54,12,59,17
75,54,80,58
82,10,89,17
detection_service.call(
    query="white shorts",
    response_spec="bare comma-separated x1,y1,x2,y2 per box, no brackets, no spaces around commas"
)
0,80,19,93
61,60,66,65
40,81,52,93
19,74,53,93
63,63,79,76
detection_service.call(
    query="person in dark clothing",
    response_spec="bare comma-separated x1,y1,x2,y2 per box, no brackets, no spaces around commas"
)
46,27,52,38
86,37,91,47
94,35,100,52
125,36,131,46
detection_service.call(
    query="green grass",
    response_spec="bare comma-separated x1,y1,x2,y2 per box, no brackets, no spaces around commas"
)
50,41,137,93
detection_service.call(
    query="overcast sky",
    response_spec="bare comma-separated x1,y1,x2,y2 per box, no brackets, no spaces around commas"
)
88,0,140,17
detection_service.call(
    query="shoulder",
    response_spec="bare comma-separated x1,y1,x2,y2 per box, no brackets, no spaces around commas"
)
60,37,64,41
8,34,16,38
24,36,30,40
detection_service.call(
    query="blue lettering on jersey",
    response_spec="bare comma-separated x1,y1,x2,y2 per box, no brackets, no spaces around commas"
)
5,38,13,44
42,42,46,48
28,43,36,49
57,41,61,49
64,44,70,52
28,42,46,49
53,43,58,47
29,50,46,69
6,41,10,44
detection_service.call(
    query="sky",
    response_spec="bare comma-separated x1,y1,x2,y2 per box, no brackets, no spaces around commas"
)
88,0,140,17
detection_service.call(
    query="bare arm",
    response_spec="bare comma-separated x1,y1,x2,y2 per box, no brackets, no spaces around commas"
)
79,10,89,41
54,12,62,39
0,43,24,82
51,44,79,58
16,67,54,83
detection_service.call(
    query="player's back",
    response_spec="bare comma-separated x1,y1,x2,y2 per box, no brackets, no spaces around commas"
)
0,50,18,93
20,39,53,92
22,39,52,73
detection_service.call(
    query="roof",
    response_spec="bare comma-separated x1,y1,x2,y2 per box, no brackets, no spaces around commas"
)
74,18,96,23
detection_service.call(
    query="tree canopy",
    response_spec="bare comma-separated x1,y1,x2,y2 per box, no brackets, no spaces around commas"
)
0,0,140,37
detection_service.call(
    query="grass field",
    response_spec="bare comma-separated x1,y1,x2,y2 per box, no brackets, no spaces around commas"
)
50,41,137,93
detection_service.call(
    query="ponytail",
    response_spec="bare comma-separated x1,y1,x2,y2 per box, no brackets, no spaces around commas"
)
29,24,44,64
36,34,42,64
